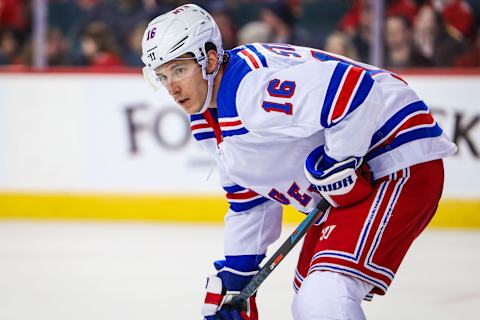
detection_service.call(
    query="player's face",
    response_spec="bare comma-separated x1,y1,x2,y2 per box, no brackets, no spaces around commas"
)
155,57,207,114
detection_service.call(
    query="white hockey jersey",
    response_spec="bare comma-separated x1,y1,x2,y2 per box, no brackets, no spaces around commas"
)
190,43,457,267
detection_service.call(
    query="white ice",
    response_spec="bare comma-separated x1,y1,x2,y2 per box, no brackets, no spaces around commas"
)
0,221,479,319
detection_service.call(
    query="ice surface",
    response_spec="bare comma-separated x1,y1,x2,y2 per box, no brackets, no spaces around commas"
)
0,221,478,319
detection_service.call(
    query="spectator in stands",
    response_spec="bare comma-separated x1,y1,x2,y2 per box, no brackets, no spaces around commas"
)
435,0,476,41
323,30,359,61
385,15,431,68
77,22,123,66
123,21,147,66
66,0,117,63
0,0,29,33
260,0,320,48
111,0,151,52
0,0,29,64
1,0,477,69
68,0,149,60
0,28,21,65
46,27,70,66
413,4,469,66
17,27,69,66
339,0,419,63
339,0,418,33
237,21,271,45
455,26,480,66
209,1,238,50
349,0,372,63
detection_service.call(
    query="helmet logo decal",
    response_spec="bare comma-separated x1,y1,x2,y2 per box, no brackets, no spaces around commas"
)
147,52,156,61
145,45,158,62
172,5,190,14
146,27,157,41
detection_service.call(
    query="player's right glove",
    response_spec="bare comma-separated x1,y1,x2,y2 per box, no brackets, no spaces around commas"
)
202,258,261,320
304,145,373,208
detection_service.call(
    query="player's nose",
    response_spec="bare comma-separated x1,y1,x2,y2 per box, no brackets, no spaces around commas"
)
166,80,180,96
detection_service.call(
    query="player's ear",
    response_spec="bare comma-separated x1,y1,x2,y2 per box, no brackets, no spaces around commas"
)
206,49,219,74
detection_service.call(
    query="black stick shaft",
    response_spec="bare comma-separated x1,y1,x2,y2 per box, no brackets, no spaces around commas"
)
231,199,330,311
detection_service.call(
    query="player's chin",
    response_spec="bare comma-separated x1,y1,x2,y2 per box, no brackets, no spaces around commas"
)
182,101,202,115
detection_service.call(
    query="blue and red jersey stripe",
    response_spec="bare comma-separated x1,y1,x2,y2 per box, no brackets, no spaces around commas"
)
366,101,443,161
320,62,375,128
223,184,269,212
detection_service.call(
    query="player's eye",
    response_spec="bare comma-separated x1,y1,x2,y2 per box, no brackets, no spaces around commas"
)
173,65,186,76
157,74,167,85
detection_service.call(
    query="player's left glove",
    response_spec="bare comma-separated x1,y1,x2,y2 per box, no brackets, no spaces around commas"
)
202,259,259,320
304,145,373,208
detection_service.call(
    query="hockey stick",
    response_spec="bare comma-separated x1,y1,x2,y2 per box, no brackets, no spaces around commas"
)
230,198,330,312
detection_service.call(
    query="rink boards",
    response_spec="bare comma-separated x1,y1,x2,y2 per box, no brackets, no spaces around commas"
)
0,70,478,228
0,193,479,229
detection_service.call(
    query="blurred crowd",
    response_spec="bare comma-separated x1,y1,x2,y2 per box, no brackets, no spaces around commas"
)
1,0,479,69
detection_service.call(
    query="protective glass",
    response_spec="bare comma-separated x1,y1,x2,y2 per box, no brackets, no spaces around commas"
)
142,57,201,91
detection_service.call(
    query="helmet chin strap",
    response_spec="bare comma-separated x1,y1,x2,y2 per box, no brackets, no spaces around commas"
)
194,55,223,115
196,75,214,114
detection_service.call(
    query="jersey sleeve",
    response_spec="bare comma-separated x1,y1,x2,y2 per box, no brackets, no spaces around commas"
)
223,197,283,260
236,60,383,160
216,160,283,276
214,198,283,291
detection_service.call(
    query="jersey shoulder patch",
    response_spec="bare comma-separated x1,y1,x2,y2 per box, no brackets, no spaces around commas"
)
217,45,268,138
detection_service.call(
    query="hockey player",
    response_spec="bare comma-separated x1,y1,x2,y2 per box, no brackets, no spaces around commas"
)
141,4,457,320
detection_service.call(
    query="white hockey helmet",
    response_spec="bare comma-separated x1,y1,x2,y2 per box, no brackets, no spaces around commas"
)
141,4,224,114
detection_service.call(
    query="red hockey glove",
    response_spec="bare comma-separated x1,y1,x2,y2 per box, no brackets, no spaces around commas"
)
202,275,258,320
202,257,261,320
304,145,373,208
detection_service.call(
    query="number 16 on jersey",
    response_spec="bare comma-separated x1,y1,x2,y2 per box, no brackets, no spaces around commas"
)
262,78,296,115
